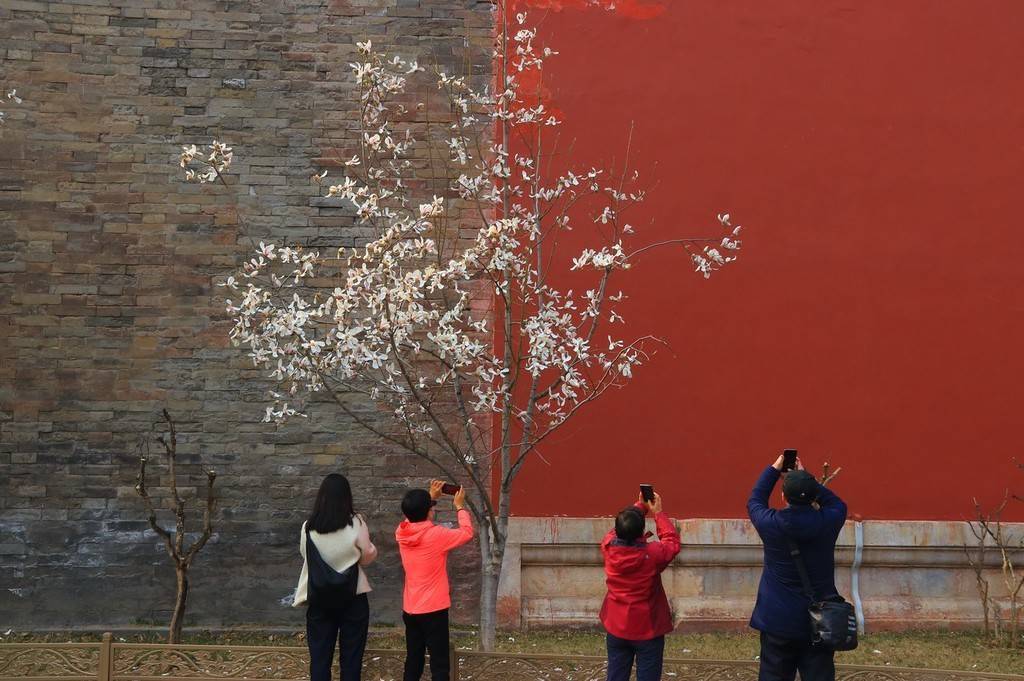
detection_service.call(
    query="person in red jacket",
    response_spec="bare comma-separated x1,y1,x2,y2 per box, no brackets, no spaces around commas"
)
396,480,474,681
600,490,681,681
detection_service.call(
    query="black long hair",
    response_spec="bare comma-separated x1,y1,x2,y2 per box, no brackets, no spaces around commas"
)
308,474,355,533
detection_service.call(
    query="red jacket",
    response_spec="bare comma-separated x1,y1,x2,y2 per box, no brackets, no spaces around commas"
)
599,505,681,640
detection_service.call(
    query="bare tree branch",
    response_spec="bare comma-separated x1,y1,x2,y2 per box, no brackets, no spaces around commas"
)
134,410,217,643
135,439,176,563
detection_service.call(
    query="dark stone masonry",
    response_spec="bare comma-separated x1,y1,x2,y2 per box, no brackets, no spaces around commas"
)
0,0,492,629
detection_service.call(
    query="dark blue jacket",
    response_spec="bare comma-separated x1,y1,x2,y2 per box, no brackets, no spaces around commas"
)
747,466,847,640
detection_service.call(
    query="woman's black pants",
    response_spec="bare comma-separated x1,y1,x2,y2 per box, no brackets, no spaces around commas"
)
306,593,370,681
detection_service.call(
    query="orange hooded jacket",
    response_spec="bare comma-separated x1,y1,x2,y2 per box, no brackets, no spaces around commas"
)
395,509,474,614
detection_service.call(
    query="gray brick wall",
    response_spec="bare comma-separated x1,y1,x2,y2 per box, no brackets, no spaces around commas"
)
0,0,492,629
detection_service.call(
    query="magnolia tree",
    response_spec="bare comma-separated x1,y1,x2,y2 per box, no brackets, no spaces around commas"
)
183,5,744,649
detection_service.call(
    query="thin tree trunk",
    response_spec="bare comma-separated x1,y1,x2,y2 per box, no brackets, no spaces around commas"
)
477,521,500,652
169,566,188,644
478,528,492,648
982,579,991,638
479,560,499,652
1011,600,1019,648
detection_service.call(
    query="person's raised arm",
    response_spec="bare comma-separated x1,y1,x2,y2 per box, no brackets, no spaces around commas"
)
646,493,681,570
815,480,848,532
434,485,475,551
747,456,783,531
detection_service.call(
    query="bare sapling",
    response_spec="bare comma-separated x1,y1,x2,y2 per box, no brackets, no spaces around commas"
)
135,409,217,643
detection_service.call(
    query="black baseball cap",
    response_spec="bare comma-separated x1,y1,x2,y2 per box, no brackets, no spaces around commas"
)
401,488,436,522
782,470,819,505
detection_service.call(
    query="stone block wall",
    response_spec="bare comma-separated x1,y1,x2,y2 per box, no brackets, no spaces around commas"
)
0,0,493,629
499,517,1024,632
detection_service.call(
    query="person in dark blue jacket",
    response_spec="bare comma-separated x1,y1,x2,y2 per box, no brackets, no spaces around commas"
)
747,454,848,681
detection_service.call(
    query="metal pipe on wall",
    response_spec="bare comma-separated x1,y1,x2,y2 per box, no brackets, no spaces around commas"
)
851,521,866,634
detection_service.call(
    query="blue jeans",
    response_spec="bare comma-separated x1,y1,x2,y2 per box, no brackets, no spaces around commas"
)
606,633,665,681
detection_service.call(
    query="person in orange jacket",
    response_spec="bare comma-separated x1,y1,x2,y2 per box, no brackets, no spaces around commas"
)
599,490,681,681
396,479,474,681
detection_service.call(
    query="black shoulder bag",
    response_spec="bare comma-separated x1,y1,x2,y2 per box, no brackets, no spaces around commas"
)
305,525,359,607
786,539,858,651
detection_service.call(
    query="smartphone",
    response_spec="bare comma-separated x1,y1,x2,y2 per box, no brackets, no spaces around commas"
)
782,449,798,472
639,484,655,503
440,482,461,495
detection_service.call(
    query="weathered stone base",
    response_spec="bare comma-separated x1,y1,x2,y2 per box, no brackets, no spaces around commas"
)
498,517,1024,632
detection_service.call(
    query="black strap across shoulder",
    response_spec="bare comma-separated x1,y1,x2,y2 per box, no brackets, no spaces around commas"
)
786,538,817,601
785,537,859,651
305,524,359,607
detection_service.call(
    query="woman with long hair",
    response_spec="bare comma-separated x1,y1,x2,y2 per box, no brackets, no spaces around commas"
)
293,473,377,681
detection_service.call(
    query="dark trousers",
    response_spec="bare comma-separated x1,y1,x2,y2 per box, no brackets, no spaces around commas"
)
758,632,835,681
306,593,370,681
402,609,450,681
606,633,665,681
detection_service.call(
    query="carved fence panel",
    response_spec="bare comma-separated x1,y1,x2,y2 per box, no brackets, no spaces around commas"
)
1,635,1020,681
0,641,100,680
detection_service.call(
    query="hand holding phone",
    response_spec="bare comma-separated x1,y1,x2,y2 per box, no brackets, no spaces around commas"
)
782,449,798,473
429,479,445,500
440,482,461,496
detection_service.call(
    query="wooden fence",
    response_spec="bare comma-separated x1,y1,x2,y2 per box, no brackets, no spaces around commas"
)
1,633,1021,681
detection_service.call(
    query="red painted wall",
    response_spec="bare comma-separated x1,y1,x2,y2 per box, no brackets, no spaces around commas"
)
510,0,1024,520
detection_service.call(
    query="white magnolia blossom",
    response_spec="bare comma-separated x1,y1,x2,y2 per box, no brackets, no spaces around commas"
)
180,140,233,184
212,14,742,469
0,88,23,125
690,213,742,278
